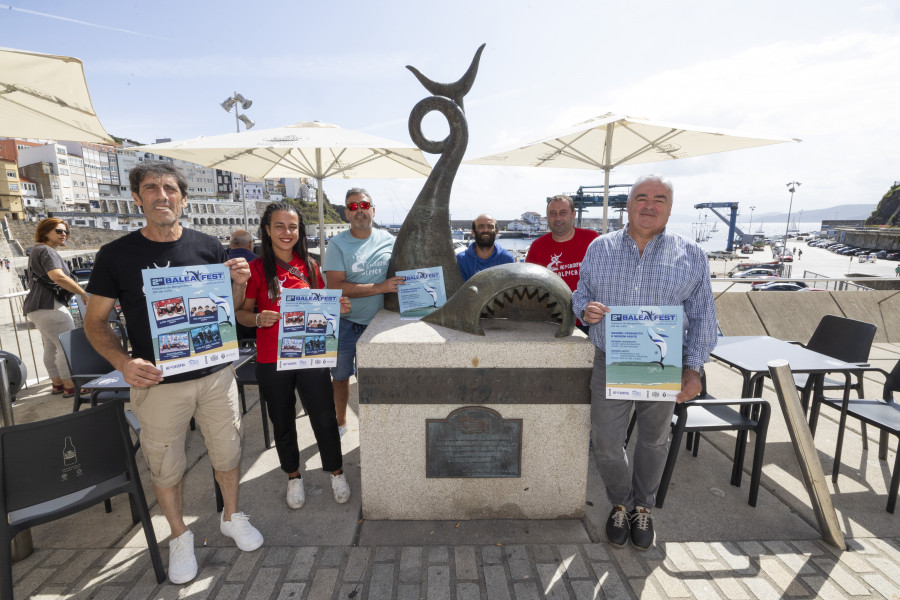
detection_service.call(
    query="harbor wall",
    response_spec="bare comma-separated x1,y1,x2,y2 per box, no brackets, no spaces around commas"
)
834,228,900,251
714,289,900,344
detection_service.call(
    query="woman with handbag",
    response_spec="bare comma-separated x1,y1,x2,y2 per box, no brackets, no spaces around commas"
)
236,202,352,510
23,218,89,398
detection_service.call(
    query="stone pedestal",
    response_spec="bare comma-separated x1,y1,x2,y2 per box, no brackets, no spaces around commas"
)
357,310,593,520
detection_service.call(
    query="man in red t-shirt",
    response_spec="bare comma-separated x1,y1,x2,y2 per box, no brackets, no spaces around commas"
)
525,194,599,331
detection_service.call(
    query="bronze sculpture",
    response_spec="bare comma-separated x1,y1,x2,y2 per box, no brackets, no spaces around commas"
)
423,263,576,337
384,44,485,311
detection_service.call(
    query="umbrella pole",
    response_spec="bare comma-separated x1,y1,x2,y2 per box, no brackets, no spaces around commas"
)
317,170,326,274
601,123,614,234
602,169,610,235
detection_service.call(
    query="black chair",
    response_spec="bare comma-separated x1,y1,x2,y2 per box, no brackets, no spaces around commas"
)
236,339,271,448
791,315,877,411
809,360,900,512
59,327,129,412
0,400,165,599
626,376,771,508
657,397,771,508
73,296,128,352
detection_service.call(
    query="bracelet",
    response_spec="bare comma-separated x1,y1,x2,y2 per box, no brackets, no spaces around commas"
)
255,313,262,328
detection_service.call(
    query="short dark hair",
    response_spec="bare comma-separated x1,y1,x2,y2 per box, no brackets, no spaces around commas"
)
547,195,575,212
129,161,188,198
345,188,371,202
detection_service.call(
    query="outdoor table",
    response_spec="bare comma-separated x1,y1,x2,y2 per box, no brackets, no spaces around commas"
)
710,335,862,474
711,336,861,405
83,346,256,398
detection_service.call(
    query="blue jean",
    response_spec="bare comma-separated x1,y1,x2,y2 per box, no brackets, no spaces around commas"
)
330,318,368,381
590,349,675,510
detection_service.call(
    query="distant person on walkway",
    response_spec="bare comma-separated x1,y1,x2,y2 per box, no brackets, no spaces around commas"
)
23,218,88,398
228,229,257,262
456,214,515,281
895,264,899,277
84,161,262,585
525,195,598,333
229,229,258,342
323,188,404,438
797,248,803,260
572,174,718,551
3,257,9,271
237,202,352,511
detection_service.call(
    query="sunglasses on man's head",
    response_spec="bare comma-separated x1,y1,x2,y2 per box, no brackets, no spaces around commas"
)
346,200,372,211
54,229,68,235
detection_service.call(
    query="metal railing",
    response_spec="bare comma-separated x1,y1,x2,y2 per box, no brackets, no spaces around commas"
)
0,290,79,388
711,276,879,292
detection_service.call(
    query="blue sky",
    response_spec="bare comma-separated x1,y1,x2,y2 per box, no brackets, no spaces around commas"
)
2,0,898,223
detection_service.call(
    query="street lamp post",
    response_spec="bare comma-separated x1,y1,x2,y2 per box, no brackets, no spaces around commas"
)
783,181,801,264
749,205,756,235
220,92,255,229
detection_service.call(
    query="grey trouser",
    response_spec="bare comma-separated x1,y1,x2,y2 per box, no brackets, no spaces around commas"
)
590,349,675,510
27,303,75,380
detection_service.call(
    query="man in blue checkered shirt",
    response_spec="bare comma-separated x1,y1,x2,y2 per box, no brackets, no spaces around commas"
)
572,173,717,551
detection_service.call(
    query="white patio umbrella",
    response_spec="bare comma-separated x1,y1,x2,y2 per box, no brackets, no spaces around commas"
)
135,121,432,259
465,112,799,233
0,47,115,144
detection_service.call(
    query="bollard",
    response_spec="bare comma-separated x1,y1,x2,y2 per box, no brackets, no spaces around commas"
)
768,359,845,550
0,358,34,561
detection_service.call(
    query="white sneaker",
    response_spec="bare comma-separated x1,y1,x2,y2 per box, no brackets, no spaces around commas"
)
220,512,264,551
286,477,305,509
338,424,347,439
331,472,351,504
168,530,198,584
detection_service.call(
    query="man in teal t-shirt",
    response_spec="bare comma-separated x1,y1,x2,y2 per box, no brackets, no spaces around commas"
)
323,188,405,435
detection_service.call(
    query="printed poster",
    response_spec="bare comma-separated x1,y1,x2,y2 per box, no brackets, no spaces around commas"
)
142,264,239,376
604,305,684,401
277,289,341,370
396,266,446,320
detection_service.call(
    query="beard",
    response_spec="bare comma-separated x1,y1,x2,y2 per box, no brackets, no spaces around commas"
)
474,231,496,249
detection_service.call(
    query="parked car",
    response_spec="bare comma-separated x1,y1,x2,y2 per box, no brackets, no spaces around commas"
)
885,252,900,261
71,268,92,286
751,282,815,292
733,268,779,278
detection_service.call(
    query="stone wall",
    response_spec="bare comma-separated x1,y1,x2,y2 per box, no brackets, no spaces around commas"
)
6,221,234,254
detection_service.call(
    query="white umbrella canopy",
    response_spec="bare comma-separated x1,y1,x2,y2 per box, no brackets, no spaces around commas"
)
0,47,115,144
135,121,432,259
465,112,799,232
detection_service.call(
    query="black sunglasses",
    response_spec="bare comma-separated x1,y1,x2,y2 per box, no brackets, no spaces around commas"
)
347,200,372,211
54,229,68,235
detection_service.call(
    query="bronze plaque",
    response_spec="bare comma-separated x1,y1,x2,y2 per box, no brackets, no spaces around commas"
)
426,407,522,478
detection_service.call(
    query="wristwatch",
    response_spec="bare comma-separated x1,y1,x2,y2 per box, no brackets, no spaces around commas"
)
684,365,704,377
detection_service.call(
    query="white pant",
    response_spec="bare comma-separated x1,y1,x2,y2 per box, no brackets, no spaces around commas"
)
28,303,75,380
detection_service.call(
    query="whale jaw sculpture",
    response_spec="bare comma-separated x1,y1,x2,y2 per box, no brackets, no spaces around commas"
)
384,44,486,312
422,262,577,337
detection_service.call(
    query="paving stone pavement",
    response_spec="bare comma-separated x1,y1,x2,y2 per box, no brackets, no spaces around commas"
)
11,537,900,599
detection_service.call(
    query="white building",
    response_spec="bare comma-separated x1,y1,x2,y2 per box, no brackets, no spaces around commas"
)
17,143,76,211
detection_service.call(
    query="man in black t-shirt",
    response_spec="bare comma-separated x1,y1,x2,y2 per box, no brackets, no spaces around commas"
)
85,161,262,585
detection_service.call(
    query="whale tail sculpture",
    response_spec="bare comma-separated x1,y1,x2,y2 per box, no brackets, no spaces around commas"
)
384,43,486,311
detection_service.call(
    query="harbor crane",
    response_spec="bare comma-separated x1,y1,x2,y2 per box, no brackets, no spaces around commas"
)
693,202,744,251
552,184,631,228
